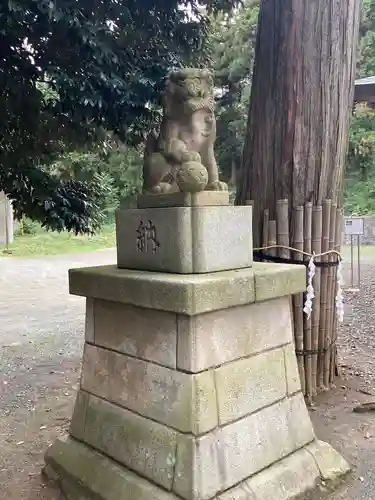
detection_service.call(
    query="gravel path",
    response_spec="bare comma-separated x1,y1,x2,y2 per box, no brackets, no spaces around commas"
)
312,260,375,499
0,250,115,499
339,266,375,386
1,248,375,499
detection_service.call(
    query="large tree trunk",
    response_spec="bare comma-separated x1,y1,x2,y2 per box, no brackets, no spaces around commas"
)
236,0,361,399
236,0,361,247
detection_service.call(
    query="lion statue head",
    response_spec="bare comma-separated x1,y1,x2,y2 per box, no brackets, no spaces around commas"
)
162,68,215,119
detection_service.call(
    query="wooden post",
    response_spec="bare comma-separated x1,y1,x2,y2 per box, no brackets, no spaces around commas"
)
304,202,313,402
311,206,322,396
262,209,270,262
331,208,344,381
262,209,270,248
318,199,332,390
268,221,277,257
292,206,305,394
276,199,290,258
324,203,337,388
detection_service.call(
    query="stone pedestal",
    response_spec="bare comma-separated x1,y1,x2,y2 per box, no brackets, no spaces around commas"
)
44,201,350,500
116,197,253,274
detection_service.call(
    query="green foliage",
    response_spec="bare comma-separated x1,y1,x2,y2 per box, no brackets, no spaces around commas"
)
345,104,375,214
345,0,375,216
46,148,143,221
347,105,375,180
16,218,40,236
344,181,375,215
209,0,259,181
0,0,236,233
1,163,108,234
1,0,210,143
209,0,375,214
358,0,375,77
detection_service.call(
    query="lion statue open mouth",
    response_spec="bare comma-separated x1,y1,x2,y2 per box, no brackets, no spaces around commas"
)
142,68,228,194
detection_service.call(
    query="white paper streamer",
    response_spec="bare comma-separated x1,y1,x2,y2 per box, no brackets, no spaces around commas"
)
302,254,344,323
335,259,344,323
254,244,345,321
303,256,316,319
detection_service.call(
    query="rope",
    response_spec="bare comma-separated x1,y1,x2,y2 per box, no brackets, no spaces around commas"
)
253,244,342,260
254,251,340,268
252,244,344,323
295,339,337,357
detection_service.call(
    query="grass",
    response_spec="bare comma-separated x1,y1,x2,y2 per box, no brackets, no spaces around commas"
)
341,244,375,260
1,224,116,257
2,225,375,260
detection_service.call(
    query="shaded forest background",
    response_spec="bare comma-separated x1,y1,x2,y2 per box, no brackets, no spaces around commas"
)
57,0,375,217
211,0,375,214
2,0,375,234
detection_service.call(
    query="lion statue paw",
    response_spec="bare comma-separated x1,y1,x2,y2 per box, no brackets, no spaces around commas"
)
151,182,175,194
182,151,202,163
206,180,228,192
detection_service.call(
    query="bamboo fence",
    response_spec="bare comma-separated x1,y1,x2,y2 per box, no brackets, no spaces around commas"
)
255,199,343,403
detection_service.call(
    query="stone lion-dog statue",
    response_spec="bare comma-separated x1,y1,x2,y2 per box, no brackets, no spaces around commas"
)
142,68,228,194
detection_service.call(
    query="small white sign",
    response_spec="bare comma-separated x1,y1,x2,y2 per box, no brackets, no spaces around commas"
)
344,217,364,235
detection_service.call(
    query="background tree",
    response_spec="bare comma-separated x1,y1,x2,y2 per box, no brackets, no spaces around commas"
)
357,0,375,77
210,0,375,215
236,1,361,243
0,0,235,233
209,0,259,185
47,147,144,217
345,0,375,214
346,105,375,214
234,0,361,397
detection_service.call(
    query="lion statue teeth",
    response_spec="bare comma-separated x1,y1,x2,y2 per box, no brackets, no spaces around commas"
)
142,68,228,195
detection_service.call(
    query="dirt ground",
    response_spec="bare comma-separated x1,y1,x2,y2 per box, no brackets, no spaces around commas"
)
311,260,375,500
1,249,375,500
0,250,114,500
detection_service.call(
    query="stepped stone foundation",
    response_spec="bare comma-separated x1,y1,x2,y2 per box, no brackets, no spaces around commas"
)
44,200,350,500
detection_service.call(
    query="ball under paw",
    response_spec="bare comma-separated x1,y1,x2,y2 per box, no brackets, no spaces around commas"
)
176,161,208,193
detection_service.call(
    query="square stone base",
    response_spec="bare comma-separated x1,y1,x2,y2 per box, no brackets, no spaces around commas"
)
44,436,350,500
45,263,350,500
116,205,253,274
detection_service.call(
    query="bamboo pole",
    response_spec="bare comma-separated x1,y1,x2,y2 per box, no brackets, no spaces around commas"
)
324,203,337,388
331,208,343,382
304,202,313,403
292,206,305,394
262,209,270,262
318,199,332,390
276,199,290,259
311,206,322,397
268,220,277,257
263,209,269,247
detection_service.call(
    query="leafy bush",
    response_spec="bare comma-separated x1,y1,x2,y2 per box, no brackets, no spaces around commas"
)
347,104,375,181
16,218,41,236
44,147,143,222
345,105,375,214
345,181,375,215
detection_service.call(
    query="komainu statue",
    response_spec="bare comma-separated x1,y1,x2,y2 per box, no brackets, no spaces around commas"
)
142,68,228,194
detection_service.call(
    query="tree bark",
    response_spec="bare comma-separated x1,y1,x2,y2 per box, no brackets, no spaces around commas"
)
236,0,361,247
